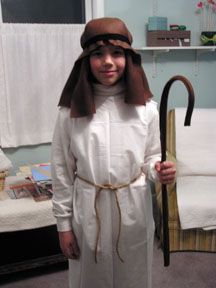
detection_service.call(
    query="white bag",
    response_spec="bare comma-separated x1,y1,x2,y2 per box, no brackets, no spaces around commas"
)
0,148,13,172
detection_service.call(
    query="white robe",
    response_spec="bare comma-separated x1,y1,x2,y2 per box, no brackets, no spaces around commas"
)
51,83,161,288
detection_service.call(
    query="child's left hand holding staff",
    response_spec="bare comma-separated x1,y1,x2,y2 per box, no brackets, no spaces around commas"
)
155,161,176,185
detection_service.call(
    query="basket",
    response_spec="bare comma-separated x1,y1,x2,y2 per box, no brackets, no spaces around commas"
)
147,30,191,47
0,171,8,191
200,31,216,46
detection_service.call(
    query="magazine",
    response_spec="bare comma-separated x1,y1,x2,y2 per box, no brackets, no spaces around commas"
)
6,164,53,201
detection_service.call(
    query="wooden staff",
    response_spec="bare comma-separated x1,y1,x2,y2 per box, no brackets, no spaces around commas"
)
159,75,195,266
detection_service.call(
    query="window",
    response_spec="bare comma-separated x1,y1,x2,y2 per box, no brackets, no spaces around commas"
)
0,0,104,147
0,0,104,24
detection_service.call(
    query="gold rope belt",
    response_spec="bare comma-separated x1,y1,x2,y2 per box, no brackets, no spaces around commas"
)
76,170,143,263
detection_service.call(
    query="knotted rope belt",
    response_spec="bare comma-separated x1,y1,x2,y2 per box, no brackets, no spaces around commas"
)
77,170,143,263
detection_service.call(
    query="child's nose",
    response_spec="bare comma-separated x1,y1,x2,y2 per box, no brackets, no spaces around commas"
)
103,54,113,65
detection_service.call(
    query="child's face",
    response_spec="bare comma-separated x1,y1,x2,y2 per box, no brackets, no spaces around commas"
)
89,45,126,86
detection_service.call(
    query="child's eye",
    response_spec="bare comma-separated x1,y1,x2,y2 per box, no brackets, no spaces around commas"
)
90,50,102,57
113,49,125,56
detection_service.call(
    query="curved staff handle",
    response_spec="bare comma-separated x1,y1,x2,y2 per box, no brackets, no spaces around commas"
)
159,75,195,266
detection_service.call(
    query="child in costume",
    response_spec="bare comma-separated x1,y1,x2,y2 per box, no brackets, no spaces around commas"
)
51,17,175,288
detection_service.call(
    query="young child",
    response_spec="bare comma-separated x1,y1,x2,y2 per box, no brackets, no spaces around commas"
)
51,17,175,288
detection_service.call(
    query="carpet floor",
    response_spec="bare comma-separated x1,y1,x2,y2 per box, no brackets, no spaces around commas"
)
0,238,215,288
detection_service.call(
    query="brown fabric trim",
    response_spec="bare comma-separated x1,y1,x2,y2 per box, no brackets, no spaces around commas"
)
82,33,131,49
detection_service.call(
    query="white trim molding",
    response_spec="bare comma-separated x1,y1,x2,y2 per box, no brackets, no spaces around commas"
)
85,0,104,22
0,3,2,23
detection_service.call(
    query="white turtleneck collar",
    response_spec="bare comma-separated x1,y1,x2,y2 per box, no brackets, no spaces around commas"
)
93,80,125,98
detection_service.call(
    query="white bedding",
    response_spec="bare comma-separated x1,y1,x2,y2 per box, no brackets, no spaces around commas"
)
175,108,216,176
177,176,216,230
0,176,56,232
175,108,216,230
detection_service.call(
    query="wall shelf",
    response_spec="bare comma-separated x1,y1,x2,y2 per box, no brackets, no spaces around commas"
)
136,46,216,77
136,46,216,51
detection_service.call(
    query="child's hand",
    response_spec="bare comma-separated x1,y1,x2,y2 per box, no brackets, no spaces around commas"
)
58,230,80,260
155,161,176,185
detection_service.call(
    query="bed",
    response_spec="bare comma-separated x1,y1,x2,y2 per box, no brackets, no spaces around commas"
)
155,109,216,253
0,176,66,275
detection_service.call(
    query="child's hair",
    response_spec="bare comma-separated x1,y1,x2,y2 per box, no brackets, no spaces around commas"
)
59,17,153,118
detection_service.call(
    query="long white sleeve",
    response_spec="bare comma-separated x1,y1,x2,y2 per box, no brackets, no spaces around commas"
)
51,108,76,232
142,101,161,182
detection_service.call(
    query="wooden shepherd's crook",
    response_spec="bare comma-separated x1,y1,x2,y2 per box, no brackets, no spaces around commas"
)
159,75,195,267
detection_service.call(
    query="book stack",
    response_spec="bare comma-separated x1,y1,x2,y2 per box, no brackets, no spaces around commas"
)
5,163,53,201
30,164,53,201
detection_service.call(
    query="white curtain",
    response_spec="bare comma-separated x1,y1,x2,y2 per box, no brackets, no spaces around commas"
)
0,23,84,148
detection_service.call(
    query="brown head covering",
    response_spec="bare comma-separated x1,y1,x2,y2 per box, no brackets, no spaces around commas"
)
59,17,153,117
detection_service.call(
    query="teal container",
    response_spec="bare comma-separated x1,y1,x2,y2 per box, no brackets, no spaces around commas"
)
148,16,167,31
